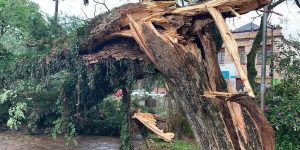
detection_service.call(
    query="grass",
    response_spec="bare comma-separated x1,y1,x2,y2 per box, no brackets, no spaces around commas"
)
148,135,199,150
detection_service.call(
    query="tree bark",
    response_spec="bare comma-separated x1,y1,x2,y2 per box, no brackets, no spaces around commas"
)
80,1,274,149
247,20,263,91
247,0,286,91
129,19,274,150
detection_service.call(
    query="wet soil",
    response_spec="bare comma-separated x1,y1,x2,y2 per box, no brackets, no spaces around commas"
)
0,131,119,150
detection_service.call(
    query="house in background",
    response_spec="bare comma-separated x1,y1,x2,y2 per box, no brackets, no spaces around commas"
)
218,23,284,91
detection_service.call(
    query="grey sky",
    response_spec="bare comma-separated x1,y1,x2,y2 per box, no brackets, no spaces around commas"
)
32,0,299,38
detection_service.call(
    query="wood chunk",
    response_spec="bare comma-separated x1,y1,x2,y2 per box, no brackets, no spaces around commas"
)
203,91,232,97
133,111,175,142
227,101,248,146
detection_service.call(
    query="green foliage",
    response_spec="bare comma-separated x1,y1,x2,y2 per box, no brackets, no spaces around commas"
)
131,96,156,114
149,135,199,150
0,0,50,54
0,89,13,103
7,102,27,130
0,0,41,33
0,4,87,138
76,96,122,136
95,96,122,135
275,42,300,82
0,71,70,131
120,90,133,150
0,90,13,124
52,118,77,145
266,81,300,149
0,44,13,74
266,38,300,149
0,1,156,149
50,73,79,144
0,90,28,130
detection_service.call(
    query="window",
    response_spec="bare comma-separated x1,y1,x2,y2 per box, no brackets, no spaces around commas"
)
218,48,225,64
238,46,246,64
236,78,244,92
257,45,272,65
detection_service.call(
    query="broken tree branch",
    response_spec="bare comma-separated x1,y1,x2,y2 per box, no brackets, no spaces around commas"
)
171,0,270,15
257,9,283,16
208,7,255,97
93,0,111,12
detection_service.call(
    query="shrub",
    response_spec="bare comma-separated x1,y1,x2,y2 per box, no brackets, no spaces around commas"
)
266,37,300,149
266,81,300,149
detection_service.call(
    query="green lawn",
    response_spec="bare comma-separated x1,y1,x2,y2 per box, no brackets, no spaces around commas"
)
148,135,199,150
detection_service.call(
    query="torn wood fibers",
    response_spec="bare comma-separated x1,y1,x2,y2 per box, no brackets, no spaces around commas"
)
133,111,175,142
80,0,274,149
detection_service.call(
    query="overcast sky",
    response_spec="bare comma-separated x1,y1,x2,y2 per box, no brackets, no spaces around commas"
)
32,0,300,38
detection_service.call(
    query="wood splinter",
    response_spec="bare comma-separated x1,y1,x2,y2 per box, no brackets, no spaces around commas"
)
229,7,241,18
207,7,255,97
203,91,233,97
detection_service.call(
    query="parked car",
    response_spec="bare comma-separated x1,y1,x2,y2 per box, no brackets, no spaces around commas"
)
147,91,166,97
131,89,149,96
112,89,123,97
149,87,167,97
131,88,167,97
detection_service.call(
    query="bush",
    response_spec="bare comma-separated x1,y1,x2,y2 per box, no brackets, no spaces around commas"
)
266,81,300,149
266,38,300,149
76,96,122,136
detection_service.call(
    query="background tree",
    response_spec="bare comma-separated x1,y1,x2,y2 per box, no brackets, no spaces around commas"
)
296,0,300,8
247,0,299,91
266,37,300,149
0,0,85,142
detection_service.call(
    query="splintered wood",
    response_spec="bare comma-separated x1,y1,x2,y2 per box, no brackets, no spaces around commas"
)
203,91,232,97
207,7,254,97
133,112,175,142
171,0,270,15
127,0,256,97
82,0,260,97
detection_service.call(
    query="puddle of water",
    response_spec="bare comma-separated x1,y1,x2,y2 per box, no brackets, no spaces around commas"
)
0,131,120,150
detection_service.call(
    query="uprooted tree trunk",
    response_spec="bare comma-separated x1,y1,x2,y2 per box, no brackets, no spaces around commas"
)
80,0,274,149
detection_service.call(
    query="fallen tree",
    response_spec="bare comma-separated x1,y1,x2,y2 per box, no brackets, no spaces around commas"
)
80,0,274,149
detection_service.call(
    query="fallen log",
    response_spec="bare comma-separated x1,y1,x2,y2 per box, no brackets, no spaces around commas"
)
80,0,274,149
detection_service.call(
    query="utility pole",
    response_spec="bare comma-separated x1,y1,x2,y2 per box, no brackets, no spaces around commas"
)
270,24,275,87
260,5,269,113
54,0,59,23
53,0,59,35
